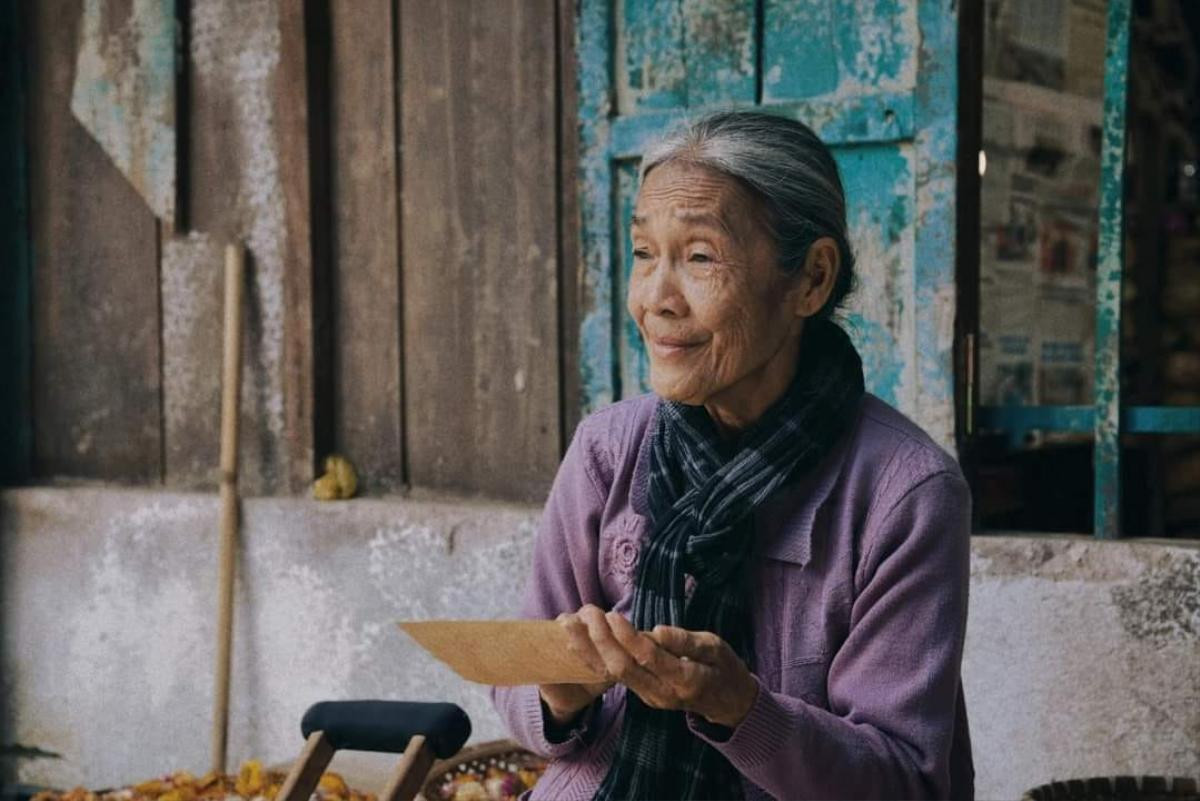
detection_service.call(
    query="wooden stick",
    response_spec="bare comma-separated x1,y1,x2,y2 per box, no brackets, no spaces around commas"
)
378,735,435,801
212,242,245,774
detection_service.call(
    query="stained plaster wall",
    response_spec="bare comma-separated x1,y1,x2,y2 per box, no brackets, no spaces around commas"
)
1,488,1198,800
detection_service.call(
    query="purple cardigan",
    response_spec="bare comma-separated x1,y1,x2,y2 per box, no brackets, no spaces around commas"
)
492,394,973,800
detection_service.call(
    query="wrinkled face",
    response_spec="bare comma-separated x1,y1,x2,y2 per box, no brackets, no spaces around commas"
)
627,161,804,409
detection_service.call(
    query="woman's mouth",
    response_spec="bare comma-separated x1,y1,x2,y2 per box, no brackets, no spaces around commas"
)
649,337,702,359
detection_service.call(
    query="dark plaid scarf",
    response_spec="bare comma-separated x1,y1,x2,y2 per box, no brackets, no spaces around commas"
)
593,319,865,801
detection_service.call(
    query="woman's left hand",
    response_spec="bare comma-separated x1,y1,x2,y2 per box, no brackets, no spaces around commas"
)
572,605,759,729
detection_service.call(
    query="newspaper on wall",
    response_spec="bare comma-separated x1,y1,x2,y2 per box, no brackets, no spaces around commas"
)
978,69,1103,408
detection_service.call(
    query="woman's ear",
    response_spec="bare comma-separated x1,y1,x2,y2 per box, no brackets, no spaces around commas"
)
793,237,841,318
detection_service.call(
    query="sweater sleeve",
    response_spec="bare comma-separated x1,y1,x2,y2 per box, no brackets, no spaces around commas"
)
490,424,611,759
690,470,972,800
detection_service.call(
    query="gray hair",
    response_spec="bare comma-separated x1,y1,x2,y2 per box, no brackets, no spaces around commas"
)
640,110,855,318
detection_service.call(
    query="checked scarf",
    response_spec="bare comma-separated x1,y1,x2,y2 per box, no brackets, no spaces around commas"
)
593,319,865,801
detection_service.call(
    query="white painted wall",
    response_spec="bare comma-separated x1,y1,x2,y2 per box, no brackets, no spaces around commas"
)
1,489,1197,800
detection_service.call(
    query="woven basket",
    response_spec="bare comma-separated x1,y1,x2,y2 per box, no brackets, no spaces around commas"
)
1022,775,1200,801
419,739,546,801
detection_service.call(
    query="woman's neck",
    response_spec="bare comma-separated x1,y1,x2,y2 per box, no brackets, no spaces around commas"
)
703,331,803,441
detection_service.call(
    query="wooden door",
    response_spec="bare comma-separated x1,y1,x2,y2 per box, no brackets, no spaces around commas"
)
574,0,960,450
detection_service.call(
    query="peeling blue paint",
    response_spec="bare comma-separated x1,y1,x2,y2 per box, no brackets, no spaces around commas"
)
836,143,915,408
1094,0,1131,539
682,0,757,106
577,0,618,413
911,0,958,450
846,315,902,406
763,0,915,102
619,0,686,111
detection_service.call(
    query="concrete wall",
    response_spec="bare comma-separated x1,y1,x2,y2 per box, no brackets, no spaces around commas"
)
2,488,1198,799
966,536,1200,799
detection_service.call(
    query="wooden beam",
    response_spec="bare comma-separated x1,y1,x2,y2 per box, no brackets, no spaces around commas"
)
277,0,330,493
328,0,404,491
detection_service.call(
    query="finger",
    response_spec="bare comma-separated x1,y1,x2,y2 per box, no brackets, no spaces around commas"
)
671,657,719,712
557,612,607,678
650,625,727,665
604,613,688,710
580,609,673,702
608,614,695,688
605,611,661,669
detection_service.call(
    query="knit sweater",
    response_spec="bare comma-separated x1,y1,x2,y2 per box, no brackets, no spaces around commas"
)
491,393,974,800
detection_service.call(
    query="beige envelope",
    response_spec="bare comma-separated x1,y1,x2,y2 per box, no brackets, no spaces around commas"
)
400,620,606,686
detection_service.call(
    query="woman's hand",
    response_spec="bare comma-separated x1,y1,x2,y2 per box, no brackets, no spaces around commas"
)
536,611,616,727
558,604,759,729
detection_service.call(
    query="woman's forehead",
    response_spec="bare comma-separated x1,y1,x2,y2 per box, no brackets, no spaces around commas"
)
638,163,748,215
634,161,753,223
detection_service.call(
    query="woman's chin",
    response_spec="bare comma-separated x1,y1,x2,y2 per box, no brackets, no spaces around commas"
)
649,372,709,406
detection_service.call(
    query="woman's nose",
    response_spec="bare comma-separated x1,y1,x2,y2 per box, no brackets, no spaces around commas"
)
641,258,686,318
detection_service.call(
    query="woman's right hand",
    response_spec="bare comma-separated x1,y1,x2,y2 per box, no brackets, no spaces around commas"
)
537,610,614,725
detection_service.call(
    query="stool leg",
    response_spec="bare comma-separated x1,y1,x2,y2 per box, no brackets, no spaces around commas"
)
378,735,434,801
275,731,335,801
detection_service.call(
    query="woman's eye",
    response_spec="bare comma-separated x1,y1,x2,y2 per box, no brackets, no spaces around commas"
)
632,249,652,261
688,252,713,263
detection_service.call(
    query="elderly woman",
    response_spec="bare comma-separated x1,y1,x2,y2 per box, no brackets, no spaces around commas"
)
492,111,972,800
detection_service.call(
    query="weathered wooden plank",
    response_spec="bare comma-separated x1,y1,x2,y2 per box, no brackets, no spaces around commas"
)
24,0,162,482
0,0,32,483
161,231,224,488
327,0,403,491
277,0,327,493
401,0,561,501
174,0,264,492
173,0,321,494
70,0,176,223
557,0,585,443
1094,0,1132,539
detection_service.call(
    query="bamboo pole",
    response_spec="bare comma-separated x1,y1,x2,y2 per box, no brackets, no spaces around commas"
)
212,243,244,774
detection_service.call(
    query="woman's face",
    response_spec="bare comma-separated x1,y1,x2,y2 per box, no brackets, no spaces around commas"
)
627,161,807,419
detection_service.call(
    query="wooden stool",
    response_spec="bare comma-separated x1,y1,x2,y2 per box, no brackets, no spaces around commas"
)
275,701,471,801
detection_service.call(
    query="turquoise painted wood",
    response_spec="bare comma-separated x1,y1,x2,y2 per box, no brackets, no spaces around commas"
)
0,0,31,482
576,0,960,451
978,406,1200,436
1094,0,1132,539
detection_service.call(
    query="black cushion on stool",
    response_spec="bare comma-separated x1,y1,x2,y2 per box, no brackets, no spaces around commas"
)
301,700,471,759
